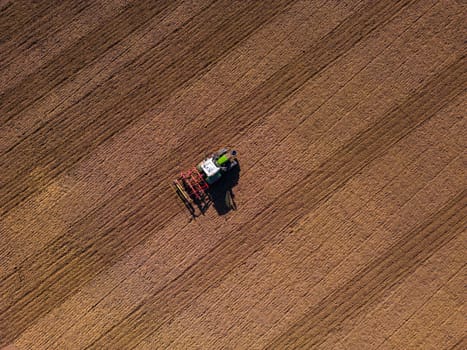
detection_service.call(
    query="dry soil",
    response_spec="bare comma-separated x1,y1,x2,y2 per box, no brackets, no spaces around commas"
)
0,0,466,349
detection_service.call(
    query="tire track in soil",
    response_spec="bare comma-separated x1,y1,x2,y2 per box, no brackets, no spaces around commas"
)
0,2,362,344
449,335,467,350
0,1,463,349
0,0,295,217
144,5,465,344
0,0,271,159
156,156,465,350
84,50,466,350
0,0,280,137
131,54,466,350
146,100,465,349
234,0,444,195
268,190,466,349
0,182,179,345
0,0,132,96
345,235,466,350
0,1,61,52
255,148,465,349
0,2,300,342
0,0,397,219
0,0,178,123
382,265,465,349
3,0,458,344
0,0,322,278
0,0,217,157
0,1,93,69
0,1,431,344
0,0,395,313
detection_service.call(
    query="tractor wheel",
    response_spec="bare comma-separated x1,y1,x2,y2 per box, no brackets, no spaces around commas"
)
225,190,237,210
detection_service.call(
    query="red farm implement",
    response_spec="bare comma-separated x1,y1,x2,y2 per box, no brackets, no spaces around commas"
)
173,167,210,216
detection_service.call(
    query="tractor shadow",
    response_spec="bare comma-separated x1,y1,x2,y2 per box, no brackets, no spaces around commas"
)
207,161,241,216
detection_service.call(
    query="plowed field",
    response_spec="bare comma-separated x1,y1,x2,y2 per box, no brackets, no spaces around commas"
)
1,1,466,349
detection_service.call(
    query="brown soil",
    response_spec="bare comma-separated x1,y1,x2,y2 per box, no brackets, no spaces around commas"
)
0,1,465,349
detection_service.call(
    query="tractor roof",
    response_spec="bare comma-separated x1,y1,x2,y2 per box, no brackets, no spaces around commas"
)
200,158,220,177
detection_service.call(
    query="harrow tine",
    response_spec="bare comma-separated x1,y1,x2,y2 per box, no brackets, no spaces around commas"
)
172,181,196,217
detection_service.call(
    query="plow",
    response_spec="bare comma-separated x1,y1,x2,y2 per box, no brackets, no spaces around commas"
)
173,148,238,217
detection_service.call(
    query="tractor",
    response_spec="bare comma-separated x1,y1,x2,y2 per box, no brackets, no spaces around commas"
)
173,148,238,217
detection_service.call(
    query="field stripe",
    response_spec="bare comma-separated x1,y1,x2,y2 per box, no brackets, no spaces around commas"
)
0,2,299,343
0,0,295,217
0,1,63,59
0,0,178,122
268,190,466,348
1,1,463,347
0,1,436,344
0,1,94,69
84,41,465,350
448,336,467,350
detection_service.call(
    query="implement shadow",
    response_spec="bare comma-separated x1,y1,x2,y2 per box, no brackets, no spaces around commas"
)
207,161,241,215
